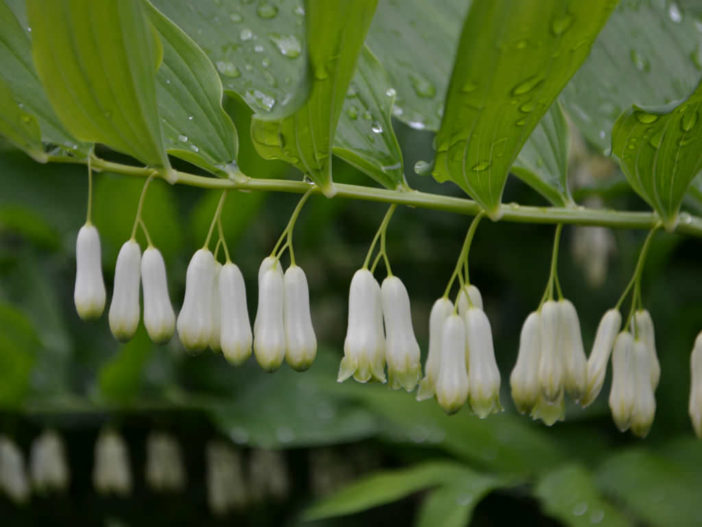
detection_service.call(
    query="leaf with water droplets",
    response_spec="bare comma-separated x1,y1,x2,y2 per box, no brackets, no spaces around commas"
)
535,464,630,527
612,79,702,227
433,0,615,216
0,75,45,162
148,4,239,177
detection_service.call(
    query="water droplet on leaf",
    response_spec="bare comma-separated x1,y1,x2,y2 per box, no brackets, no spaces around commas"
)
371,121,383,133
178,134,188,143
472,161,491,171
511,76,543,96
681,109,698,131
630,49,650,72
636,112,658,124
669,2,682,23
346,106,358,120
240,28,253,41
409,72,436,98
269,34,301,58
216,61,240,78
256,4,278,19
229,12,242,22
551,13,574,36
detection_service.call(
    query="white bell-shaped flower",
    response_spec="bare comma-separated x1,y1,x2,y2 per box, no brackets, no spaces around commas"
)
609,332,636,432
209,262,223,352
219,262,252,365
465,307,501,418
630,339,656,438
417,298,454,401
74,224,106,320
538,300,564,401
339,269,386,384
689,331,702,438
254,260,285,371
634,310,660,388
109,240,142,341
206,440,247,515
93,429,131,496
381,276,421,391
457,284,483,314
531,393,565,426
177,249,216,351
145,432,186,492
559,299,587,402
582,308,621,407
284,265,317,371
436,314,469,414
0,436,30,504
29,429,69,493
141,247,175,343
510,311,542,414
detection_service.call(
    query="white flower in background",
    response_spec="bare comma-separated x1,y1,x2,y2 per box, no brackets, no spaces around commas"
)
571,225,615,288
209,262,223,352
108,240,142,341
609,332,636,432
689,332,702,438
538,300,564,402
381,276,421,391
74,224,106,320
457,284,483,314
248,449,289,503
93,429,131,496
219,262,252,365
634,310,660,388
284,265,317,371
30,429,69,493
141,247,175,343
338,269,386,384
206,440,247,515
559,299,587,402
630,339,656,437
254,259,286,371
417,298,453,401
435,314,469,414
0,436,30,504
510,311,542,414
145,432,186,492
582,309,622,407
177,249,216,351
465,306,501,418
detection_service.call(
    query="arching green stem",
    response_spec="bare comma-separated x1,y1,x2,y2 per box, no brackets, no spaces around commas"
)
130,175,154,240
204,191,228,250
443,211,485,299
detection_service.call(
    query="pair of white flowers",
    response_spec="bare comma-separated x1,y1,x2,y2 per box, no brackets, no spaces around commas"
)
74,224,176,343
417,285,501,417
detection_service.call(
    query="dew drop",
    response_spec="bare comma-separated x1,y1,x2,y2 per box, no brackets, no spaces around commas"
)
461,81,478,93
254,44,264,53
630,49,650,72
636,112,658,124
385,87,396,97
189,144,199,153
649,129,664,148
519,102,535,113
681,109,698,131
248,90,276,111
216,61,240,78
515,118,527,126
240,28,253,41
294,5,305,16
187,115,193,121
573,502,588,516
551,13,574,36
346,105,358,120
408,120,426,130
347,85,358,97
409,72,436,98
164,78,171,85
511,75,543,96
256,4,278,19
668,2,682,23
371,121,383,133
472,160,491,171
269,34,301,58
590,509,605,524
392,106,404,117
362,110,372,120
229,12,243,22
178,134,188,143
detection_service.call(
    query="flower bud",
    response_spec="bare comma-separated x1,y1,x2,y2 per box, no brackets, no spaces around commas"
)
538,300,564,401
609,332,635,432
339,269,386,384
436,314,469,414
284,265,317,371
93,429,131,496
630,340,656,438
634,310,660,389
145,432,186,492
254,261,285,371
559,299,587,402
177,249,216,351
141,247,175,343
381,276,421,391
219,262,252,365
109,240,142,341
457,284,483,314
689,332,702,438
465,307,501,418
74,224,106,320
209,262,223,352
582,309,621,407
530,393,565,426
0,436,30,503
511,312,542,414
30,430,69,493
417,298,453,401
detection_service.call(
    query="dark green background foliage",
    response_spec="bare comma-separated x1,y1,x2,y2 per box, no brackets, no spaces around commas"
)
0,0,701,525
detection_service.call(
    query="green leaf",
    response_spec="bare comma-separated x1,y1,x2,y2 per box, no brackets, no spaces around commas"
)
596,449,702,527
433,0,615,216
250,0,378,195
611,80,702,227
147,3,239,177
0,76,45,162
334,47,404,189
0,302,38,405
304,461,474,521
98,327,154,404
513,102,572,206
535,464,631,527
561,0,702,152
0,0,82,153
26,0,169,168
415,474,504,527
